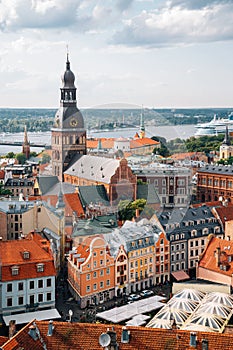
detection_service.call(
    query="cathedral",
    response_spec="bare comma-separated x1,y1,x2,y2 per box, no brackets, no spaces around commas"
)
51,55,137,204
51,54,86,181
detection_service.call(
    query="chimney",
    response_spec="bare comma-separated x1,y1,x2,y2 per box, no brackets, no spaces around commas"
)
215,246,221,267
28,324,38,341
47,320,54,336
107,327,119,350
121,327,130,344
9,320,16,339
190,332,197,348
202,339,208,350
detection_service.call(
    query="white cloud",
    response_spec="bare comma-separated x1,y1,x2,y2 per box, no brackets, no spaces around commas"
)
113,2,233,47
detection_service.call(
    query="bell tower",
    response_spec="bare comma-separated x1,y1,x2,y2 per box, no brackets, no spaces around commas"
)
51,53,86,181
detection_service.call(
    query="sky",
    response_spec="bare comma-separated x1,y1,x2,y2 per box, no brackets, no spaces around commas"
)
0,0,233,109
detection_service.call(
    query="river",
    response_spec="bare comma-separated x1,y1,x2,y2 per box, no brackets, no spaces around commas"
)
0,124,196,156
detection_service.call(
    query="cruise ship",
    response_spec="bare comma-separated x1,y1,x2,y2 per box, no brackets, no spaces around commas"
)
195,113,233,136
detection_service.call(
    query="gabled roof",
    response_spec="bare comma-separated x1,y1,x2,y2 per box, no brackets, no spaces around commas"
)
4,319,233,350
78,184,109,207
130,137,159,149
0,232,56,281
199,236,233,277
45,181,75,195
35,175,59,195
214,206,233,226
63,193,84,216
65,155,120,184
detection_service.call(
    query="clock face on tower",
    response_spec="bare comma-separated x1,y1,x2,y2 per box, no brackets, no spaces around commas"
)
70,118,78,127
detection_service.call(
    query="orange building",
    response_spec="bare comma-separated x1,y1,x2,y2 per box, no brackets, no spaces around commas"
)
155,231,170,285
67,235,115,308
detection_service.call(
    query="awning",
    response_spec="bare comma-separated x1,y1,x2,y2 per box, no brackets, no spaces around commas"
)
3,308,61,326
171,270,190,281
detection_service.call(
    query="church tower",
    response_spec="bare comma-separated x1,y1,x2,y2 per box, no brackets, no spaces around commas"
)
220,125,233,160
22,125,30,159
139,108,145,139
51,54,86,181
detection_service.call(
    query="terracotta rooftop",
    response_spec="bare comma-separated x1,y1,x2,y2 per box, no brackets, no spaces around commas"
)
199,236,233,277
130,137,159,149
214,206,233,227
0,232,56,282
2,320,233,349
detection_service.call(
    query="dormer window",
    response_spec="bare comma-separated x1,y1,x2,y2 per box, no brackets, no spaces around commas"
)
23,251,30,259
11,266,19,276
37,263,44,272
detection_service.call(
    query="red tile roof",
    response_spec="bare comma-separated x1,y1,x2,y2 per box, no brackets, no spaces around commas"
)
28,193,84,216
3,320,233,349
0,232,56,282
63,193,84,216
199,236,233,276
130,137,159,149
214,206,233,226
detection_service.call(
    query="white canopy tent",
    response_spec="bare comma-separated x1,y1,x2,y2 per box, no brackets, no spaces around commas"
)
96,295,165,323
3,308,61,326
125,318,147,326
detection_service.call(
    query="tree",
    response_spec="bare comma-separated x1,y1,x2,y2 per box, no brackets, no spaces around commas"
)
0,184,12,196
6,152,15,158
15,153,26,165
118,199,147,221
41,153,51,164
30,151,37,158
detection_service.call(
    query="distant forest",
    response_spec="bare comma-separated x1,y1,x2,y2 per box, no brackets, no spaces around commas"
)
0,107,232,133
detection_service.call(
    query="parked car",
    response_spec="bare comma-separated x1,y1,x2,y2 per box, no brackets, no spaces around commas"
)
128,294,141,302
140,290,154,298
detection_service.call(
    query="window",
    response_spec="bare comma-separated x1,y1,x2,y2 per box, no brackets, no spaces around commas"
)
38,280,43,288
106,280,110,286
18,296,24,305
100,270,104,276
7,283,12,292
100,281,104,288
86,274,90,281
47,278,52,287
29,295,35,304
23,251,30,259
100,260,103,265
93,283,97,290
47,293,51,301
93,271,97,278
37,264,44,272
18,282,23,291
38,294,43,303
100,250,104,255
7,298,12,307
30,281,34,289
93,252,97,257
93,261,97,267
86,286,90,292
11,266,19,276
